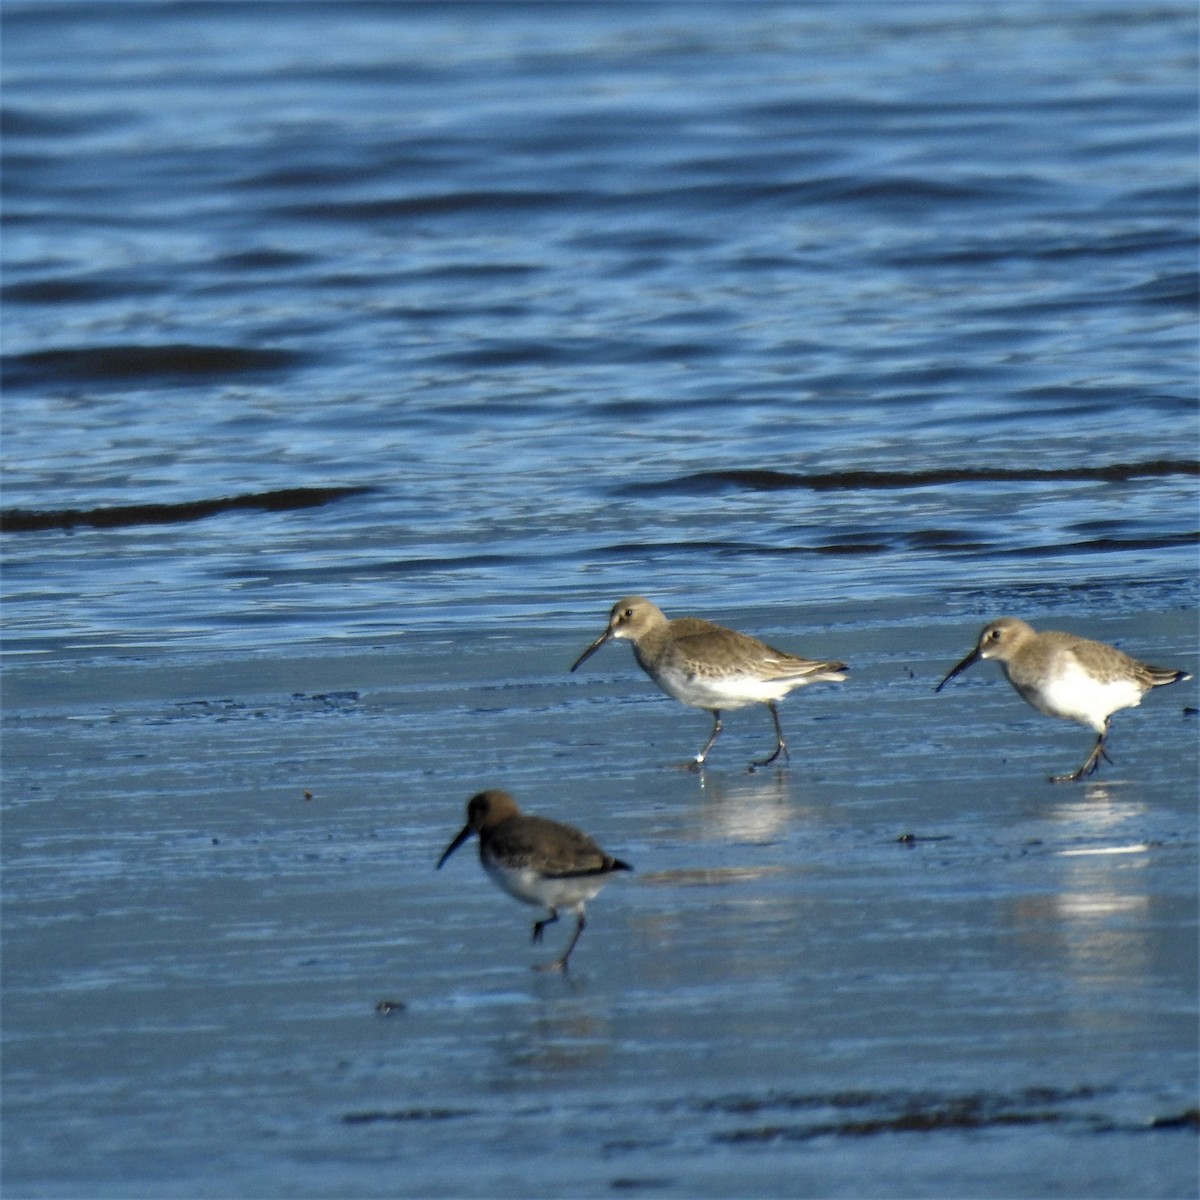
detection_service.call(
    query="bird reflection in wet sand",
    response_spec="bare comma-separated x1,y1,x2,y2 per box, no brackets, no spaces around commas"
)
436,789,631,972
936,617,1190,782
571,595,847,769
692,770,796,844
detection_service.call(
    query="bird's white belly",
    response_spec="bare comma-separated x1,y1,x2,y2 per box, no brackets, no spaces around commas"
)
653,663,789,709
1013,661,1142,732
483,856,602,911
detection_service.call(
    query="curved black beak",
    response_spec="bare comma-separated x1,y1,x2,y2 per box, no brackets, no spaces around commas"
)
570,627,612,672
436,824,473,870
934,646,982,692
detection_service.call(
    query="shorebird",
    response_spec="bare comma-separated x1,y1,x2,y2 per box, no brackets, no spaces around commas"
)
570,595,847,768
435,789,631,972
936,616,1190,782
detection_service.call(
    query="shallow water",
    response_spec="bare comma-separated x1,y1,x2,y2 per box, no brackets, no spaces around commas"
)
2,2,1198,1197
4,607,1198,1198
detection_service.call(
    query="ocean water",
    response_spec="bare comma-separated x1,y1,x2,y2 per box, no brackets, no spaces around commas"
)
2,0,1197,652
2,3,1197,1197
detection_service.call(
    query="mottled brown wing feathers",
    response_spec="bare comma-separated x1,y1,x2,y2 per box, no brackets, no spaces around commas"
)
487,814,617,876
668,625,844,677
759,648,848,681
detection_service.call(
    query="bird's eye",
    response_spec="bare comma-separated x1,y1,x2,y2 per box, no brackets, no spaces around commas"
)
623,608,634,619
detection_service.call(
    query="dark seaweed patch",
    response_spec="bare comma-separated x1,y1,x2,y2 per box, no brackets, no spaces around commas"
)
623,460,1199,497
1,343,305,389
698,1086,1197,1144
1,485,371,533
342,1107,477,1125
1147,1109,1200,1131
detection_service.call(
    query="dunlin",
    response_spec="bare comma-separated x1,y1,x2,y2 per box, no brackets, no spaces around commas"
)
436,789,631,972
570,596,847,768
936,616,1190,782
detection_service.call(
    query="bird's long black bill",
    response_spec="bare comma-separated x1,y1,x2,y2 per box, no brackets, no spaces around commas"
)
436,825,473,869
934,647,981,692
569,629,612,672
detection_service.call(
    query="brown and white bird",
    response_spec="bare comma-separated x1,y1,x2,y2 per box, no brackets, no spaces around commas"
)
936,616,1190,782
570,595,847,768
436,789,631,972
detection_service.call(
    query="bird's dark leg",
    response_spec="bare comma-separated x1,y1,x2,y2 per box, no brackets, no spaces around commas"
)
694,710,723,766
534,912,586,973
750,701,790,769
1051,722,1109,784
532,908,559,943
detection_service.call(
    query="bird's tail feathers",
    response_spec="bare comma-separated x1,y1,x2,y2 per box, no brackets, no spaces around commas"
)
1147,665,1190,687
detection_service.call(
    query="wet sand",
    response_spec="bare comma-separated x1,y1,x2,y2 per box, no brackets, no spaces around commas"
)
3,601,1197,1198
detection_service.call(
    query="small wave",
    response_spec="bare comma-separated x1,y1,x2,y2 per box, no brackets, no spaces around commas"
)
275,189,589,222
220,550,539,585
588,531,1195,563
213,249,317,272
0,105,132,138
1123,271,1200,309
1000,532,1199,557
622,460,1199,496
379,553,527,575
885,228,1193,270
0,486,371,533
2,277,163,305
1,343,306,389
424,337,721,370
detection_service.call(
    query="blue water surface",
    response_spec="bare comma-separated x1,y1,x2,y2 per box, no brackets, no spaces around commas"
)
2,0,1196,652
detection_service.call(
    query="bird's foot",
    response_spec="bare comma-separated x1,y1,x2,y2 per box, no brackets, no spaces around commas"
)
750,743,789,771
1050,754,1105,784
1049,769,1086,784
